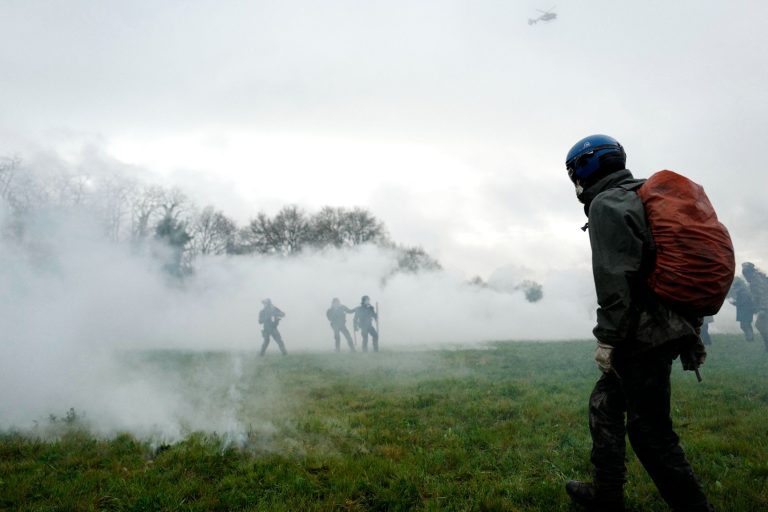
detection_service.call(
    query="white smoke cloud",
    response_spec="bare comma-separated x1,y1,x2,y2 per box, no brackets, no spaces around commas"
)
0,198,607,440
0,160,745,442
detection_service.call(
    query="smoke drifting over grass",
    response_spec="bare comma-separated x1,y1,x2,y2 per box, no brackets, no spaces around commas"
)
0,203,600,440
0,194,744,442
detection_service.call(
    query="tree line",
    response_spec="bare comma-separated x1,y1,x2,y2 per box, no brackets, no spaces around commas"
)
0,154,546,300
0,155,441,278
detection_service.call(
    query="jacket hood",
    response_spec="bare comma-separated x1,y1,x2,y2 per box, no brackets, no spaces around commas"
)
579,169,640,215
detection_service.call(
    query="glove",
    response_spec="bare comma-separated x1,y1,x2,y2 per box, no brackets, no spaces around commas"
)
594,342,614,374
680,335,707,372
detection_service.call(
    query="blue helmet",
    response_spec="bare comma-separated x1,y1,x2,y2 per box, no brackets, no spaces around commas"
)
565,134,626,185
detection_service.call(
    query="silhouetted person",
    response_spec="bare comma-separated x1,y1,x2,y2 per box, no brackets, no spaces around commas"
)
353,295,378,352
730,278,755,341
258,298,286,355
326,297,355,352
563,134,712,512
742,262,768,350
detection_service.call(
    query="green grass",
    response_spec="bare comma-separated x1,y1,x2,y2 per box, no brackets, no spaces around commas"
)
2,335,767,511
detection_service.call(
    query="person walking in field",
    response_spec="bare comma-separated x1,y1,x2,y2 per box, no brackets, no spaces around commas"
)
258,298,287,356
729,277,755,341
326,297,356,352
563,134,719,512
353,295,379,352
741,262,768,350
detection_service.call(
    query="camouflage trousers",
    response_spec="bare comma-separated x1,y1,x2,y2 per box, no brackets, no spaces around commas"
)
332,325,355,352
589,348,711,511
260,327,287,355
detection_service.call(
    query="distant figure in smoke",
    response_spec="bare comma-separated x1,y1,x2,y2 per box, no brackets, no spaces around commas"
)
353,295,379,352
326,297,356,352
563,134,713,511
729,277,755,341
700,316,714,346
742,262,768,350
258,298,287,356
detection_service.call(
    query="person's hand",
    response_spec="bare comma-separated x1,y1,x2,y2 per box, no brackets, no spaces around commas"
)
594,342,614,374
680,336,707,371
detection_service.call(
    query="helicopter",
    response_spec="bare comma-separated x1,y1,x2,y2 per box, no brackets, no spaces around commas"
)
528,7,557,25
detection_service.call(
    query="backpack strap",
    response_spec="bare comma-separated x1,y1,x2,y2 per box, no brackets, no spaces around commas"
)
617,178,658,275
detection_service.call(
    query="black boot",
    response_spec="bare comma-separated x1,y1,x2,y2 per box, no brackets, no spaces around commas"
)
566,480,624,511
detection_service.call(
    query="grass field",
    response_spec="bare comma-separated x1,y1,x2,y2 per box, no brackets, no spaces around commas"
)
2,334,767,511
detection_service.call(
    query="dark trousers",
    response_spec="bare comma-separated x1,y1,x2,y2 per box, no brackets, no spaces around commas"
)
589,349,711,511
333,325,355,352
739,320,754,341
260,327,287,355
360,325,378,352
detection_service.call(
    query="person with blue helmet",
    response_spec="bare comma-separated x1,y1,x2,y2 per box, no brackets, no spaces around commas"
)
565,134,626,204
564,135,713,511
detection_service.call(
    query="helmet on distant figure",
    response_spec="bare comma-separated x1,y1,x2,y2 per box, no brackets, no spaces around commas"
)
361,295,370,305
565,134,626,190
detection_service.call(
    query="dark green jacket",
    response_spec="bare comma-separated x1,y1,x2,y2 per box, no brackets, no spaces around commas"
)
581,170,698,358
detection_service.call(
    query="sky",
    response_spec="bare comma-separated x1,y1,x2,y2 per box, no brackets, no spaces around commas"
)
1,0,767,277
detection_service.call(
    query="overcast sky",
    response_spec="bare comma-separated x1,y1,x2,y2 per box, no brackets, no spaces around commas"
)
2,0,767,276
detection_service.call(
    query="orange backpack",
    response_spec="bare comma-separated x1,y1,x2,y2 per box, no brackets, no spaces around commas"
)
634,170,735,317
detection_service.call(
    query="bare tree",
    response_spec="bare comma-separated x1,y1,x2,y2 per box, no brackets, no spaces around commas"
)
0,157,46,214
395,245,442,273
158,187,189,220
48,172,91,208
309,206,389,248
240,205,311,256
240,212,276,254
272,205,311,255
189,206,237,256
342,207,389,246
95,172,137,242
380,244,442,285
129,184,166,240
